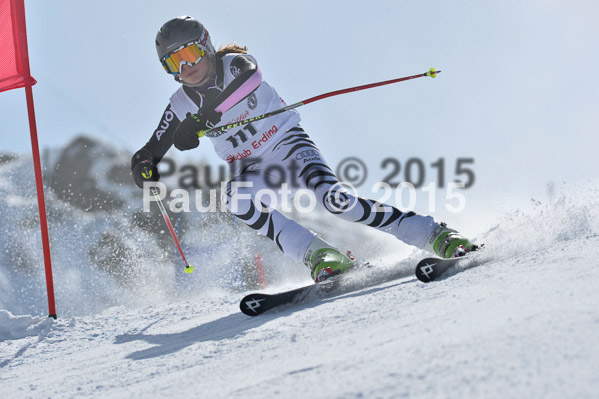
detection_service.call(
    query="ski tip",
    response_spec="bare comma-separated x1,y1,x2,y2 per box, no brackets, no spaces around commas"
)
415,258,439,283
415,257,461,283
240,293,269,316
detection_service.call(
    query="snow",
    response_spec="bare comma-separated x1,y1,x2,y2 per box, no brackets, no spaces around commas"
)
1,143,598,397
1,201,599,398
0,311,53,341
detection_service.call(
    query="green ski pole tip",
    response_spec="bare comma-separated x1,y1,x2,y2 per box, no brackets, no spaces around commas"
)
426,68,441,78
185,266,194,274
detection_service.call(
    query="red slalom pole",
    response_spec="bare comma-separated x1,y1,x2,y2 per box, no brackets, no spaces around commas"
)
254,253,266,289
25,84,57,319
199,67,441,138
10,0,58,319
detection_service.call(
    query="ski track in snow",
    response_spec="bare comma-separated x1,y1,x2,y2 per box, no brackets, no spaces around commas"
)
1,235,598,399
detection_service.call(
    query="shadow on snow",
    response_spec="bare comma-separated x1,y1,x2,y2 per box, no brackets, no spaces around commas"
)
115,270,417,361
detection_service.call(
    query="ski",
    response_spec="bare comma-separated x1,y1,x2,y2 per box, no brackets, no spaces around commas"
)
240,249,489,316
240,261,415,317
415,248,487,282
415,257,463,282
240,278,342,316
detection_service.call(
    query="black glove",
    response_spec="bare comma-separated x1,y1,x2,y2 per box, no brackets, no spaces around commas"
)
173,108,222,151
131,148,160,189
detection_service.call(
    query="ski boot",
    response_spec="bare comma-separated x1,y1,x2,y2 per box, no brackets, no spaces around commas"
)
423,222,477,259
303,236,355,282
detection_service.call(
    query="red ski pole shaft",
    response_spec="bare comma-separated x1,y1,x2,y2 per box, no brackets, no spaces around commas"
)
147,182,194,274
301,68,441,106
198,68,440,138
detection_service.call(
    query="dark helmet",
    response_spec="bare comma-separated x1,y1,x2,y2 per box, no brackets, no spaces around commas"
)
155,16,215,63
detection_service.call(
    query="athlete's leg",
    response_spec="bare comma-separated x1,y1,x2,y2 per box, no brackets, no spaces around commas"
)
270,129,437,249
223,169,315,263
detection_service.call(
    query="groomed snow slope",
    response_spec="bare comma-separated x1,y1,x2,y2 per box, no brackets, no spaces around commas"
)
1,191,598,399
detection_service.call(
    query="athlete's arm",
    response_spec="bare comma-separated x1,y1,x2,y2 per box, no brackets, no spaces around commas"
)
213,55,262,113
130,104,181,188
142,103,181,161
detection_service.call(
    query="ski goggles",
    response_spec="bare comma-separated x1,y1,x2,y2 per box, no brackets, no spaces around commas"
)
161,42,206,75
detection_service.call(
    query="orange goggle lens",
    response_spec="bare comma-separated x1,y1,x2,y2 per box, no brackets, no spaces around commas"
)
161,43,206,74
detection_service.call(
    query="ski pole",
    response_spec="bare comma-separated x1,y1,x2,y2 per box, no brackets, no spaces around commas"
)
198,67,440,138
144,170,194,274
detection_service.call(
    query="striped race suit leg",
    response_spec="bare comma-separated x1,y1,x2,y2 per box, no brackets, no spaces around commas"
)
223,127,437,263
223,168,316,263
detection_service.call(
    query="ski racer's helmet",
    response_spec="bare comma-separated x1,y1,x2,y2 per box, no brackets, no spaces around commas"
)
155,16,216,86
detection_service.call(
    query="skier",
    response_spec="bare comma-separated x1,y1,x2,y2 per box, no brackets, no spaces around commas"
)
131,16,475,282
